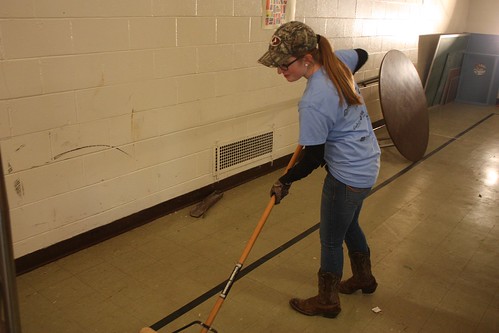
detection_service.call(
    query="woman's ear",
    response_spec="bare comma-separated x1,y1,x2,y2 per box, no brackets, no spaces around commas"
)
303,53,314,64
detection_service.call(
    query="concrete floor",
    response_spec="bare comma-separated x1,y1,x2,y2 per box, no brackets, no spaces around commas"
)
17,102,499,333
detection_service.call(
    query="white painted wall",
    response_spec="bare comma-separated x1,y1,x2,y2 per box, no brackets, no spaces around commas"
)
466,0,499,34
0,0,473,258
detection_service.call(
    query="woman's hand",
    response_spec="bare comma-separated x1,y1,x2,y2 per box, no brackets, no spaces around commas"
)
270,180,291,204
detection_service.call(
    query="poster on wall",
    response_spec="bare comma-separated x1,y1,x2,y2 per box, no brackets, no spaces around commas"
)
262,0,296,29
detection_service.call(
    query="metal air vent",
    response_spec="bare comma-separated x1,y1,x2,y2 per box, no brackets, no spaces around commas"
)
214,131,274,179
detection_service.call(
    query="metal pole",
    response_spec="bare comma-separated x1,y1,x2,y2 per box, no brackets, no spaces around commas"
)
357,75,379,87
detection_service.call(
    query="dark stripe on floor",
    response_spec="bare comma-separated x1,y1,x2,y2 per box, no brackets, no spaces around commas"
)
150,112,496,332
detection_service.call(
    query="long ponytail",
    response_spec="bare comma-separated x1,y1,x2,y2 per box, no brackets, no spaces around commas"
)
311,35,362,106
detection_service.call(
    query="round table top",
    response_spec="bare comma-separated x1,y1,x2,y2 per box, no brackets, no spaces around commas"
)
379,50,429,162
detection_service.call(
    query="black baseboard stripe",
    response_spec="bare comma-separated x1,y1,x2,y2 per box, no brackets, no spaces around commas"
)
15,155,291,275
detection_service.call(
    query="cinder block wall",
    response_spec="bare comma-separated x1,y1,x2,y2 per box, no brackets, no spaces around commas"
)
0,0,469,258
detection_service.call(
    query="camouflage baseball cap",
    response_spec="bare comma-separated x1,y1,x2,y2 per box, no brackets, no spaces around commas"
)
258,21,318,68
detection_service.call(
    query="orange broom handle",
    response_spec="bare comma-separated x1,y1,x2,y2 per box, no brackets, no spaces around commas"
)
237,144,303,264
200,144,303,333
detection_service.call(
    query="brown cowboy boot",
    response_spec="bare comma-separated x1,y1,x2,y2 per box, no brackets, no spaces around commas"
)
339,251,377,294
289,270,341,318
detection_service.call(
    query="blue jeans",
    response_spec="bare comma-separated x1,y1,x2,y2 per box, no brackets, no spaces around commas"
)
320,172,371,275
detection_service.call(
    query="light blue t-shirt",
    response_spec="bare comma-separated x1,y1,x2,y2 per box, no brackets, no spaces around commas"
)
298,49,381,188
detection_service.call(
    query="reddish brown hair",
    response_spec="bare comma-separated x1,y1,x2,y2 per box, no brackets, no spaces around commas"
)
310,35,362,106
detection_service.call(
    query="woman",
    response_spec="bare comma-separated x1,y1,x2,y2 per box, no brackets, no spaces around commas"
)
258,21,380,318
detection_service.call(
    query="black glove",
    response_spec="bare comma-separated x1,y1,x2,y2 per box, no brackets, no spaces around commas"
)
270,180,291,204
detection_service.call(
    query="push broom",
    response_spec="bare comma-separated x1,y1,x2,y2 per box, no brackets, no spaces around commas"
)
140,144,303,333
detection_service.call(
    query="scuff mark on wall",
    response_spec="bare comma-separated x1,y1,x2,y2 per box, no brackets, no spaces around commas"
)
15,144,25,152
131,111,142,141
53,144,132,160
14,178,24,198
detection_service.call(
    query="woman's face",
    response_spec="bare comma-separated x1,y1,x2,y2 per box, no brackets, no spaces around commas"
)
277,56,307,82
